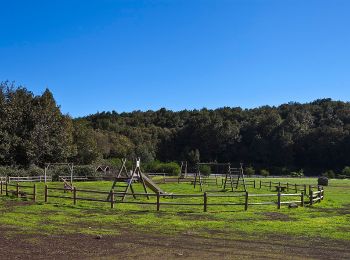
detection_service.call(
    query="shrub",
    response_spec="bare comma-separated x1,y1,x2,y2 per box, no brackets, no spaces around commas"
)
291,169,304,178
161,162,181,176
143,161,180,176
322,170,335,179
260,169,269,177
199,165,211,176
0,166,26,177
245,166,255,177
342,166,350,177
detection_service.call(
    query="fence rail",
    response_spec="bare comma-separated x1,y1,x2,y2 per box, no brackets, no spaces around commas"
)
0,181,36,201
41,185,323,212
8,176,51,183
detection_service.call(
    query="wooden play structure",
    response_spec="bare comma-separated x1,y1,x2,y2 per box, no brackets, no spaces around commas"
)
44,163,74,191
194,162,247,192
178,161,188,179
107,158,167,202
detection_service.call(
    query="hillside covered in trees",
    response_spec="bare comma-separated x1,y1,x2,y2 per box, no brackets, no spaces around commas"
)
1,81,350,175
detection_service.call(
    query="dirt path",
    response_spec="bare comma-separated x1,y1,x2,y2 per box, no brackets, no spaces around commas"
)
0,229,349,260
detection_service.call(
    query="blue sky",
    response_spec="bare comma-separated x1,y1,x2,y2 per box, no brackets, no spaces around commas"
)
1,0,349,117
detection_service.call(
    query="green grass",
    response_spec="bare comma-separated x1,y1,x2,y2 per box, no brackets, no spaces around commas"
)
0,177,349,241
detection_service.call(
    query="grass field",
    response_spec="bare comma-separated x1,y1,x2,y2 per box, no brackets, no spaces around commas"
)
0,177,349,259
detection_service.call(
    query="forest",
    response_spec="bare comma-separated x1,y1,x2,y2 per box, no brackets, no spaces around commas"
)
1,81,350,176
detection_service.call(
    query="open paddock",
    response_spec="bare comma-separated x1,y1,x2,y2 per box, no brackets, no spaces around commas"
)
0,177,349,259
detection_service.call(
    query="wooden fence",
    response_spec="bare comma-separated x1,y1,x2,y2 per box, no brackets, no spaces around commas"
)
42,185,324,212
0,181,36,201
8,176,52,183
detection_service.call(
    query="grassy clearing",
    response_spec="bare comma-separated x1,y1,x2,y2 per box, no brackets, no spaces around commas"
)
0,177,349,242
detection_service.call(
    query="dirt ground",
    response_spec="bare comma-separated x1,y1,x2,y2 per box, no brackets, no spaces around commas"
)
1,228,350,260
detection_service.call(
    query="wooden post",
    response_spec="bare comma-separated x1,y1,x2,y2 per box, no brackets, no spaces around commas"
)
204,192,207,212
110,190,114,209
0,181,2,195
269,181,272,190
304,184,307,194
73,187,77,205
259,180,262,189
16,183,19,198
33,184,36,202
245,192,248,211
253,180,256,189
277,191,281,209
5,181,8,196
309,190,313,206
156,192,160,211
295,184,297,193
287,183,289,192
44,185,48,203
318,186,322,203
301,192,304,207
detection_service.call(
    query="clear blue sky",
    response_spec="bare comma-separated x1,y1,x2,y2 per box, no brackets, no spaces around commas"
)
1,0,349,117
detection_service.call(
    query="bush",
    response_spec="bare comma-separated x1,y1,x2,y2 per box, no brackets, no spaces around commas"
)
245,166,255,177
322,170,335,179
143,161,180,176
341,166,350,177
291,169,304,178
160,162,181,176
199,165,211,176
0,166,26,177
260,169,270,177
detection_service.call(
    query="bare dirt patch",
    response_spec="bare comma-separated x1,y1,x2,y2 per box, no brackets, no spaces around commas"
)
0,227,349,260
262,212,294,221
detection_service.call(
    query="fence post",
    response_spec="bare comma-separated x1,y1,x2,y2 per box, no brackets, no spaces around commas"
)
16,183,19,198
33,184,36,202
277,191,281,209
287,183,289,192
245,192,248,211
259,180,262,189
318,186,322,203
301,192,304,207
309,189,313,206
204,192,207,212
0,181,2,195
295,184,297,193
73,187,77,205
157,191,160,211
253,180,256,189
304,184,307,194
269,181,272,190
110,189,114,209
5,181,8,196
44,185,48,203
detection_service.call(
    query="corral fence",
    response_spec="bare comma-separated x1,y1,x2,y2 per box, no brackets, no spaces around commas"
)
8,176,52,183
0,181,37,201
42,184,324,212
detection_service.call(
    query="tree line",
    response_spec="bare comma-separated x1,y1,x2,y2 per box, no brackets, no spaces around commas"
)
1,81,350,176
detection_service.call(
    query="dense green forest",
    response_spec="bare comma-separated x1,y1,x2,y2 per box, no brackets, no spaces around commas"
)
1,81,350,176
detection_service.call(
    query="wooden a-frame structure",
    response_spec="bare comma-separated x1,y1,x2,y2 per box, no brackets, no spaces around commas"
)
107,158,149,202
223,163,247,192
194,162,247,192
178,161,188,179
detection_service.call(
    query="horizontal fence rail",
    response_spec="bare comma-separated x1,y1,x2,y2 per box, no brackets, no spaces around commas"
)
8,176,51,183
39,184,324,212
0,181,36,201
